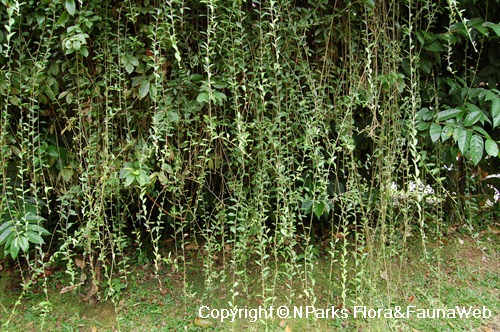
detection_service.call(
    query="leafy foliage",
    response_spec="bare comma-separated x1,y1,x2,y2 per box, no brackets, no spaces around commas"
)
0,0,499,327
413,1,500,166
0,203,50,259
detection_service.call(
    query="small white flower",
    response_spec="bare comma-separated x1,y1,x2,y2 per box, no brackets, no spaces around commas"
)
487,184,500,202
426,197,436,205
443,164,454,171
424,185,434,195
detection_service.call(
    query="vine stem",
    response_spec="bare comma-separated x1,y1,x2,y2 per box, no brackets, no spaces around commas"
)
145,192,186,221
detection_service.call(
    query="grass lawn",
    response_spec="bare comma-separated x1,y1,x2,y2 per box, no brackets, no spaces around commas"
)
1,229,498,331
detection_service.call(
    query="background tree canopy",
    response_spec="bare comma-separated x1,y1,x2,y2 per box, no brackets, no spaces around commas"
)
0,0,499,315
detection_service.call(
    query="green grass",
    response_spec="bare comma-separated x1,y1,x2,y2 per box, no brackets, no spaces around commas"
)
1,231,498,332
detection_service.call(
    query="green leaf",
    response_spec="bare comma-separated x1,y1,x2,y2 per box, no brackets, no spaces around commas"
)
441,125,454,142
466,103,482,113
190,74,203,83
324,201,331,215
417,121,430,131
48,145,59,159
138,80,150,99
65,0,76,16
416,31,425,45
66,91,74,104
138,170,150,186
483,22,500,37
125,63,135,74
423,40,444,52
313,201,326,219
149,82,157,101
484,90,497,102
24,205,38,217
453,125,460,141
26,231,45,245
212,81,227,89
24,212,45,222
157,172,168,185
362,0,375,9
301,200,313,214
168,111,180,123
419,59,432,74
1,234,15,252
59,167,74,182
456,127,471,154
57,10,70,26
19,236,29,253
129,56,139,66
429,123,442,143
27,224,50,236
470,135,484,166
0,220,13,234
80,46,89,57
119,168,133,178
120,162,135,178
152,111,165,125
468,18,488,36
124,175,136,187
463,109,483,127
0,225,14,245
10,237,20,259
472,126,492,140
213,91,227,103
492,97,500,129
437,108,463,121
10,145,21,158
196,92,209,104
418,107,433,121
485,139,499,157
72,40,81,50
